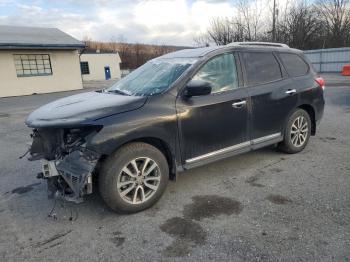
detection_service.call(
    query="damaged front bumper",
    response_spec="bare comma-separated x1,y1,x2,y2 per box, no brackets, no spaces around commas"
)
28,127,101,203
41,149,99,203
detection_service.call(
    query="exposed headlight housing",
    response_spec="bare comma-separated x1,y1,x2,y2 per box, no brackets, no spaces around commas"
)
29,125,102,161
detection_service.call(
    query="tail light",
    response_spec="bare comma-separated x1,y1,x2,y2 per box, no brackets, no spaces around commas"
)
315,77,325,90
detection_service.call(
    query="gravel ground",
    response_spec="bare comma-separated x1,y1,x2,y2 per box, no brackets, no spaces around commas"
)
0,84,349,262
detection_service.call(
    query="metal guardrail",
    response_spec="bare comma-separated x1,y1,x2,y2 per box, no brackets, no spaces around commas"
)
304,47,350,73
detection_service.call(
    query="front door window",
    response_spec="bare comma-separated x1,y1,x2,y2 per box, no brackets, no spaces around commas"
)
192,53,239,94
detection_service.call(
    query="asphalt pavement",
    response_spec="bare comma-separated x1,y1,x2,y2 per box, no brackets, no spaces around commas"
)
0,80,349,261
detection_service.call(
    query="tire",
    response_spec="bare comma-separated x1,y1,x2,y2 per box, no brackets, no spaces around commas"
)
99,142,169,213
278,109,311,154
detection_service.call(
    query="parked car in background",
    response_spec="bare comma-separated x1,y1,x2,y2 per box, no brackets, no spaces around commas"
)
25,42,325,213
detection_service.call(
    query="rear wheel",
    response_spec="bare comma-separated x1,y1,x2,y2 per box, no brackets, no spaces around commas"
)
99,142,169,213
278,109,311,154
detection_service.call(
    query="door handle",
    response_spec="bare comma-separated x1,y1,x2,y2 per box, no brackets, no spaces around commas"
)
232,100,247,108
285,89,296,94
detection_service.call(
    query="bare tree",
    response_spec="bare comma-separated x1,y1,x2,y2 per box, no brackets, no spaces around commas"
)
204,16,253,45
236,0,263,41
193,34,210,47
195,1,266,46
315,0,350,47
206,17,236,45
277,3,324,49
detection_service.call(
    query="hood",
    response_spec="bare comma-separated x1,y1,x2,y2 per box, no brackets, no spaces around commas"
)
25,91,147,128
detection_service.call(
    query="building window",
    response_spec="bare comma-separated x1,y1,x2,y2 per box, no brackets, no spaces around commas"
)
80,61,90,75
14,54,52,77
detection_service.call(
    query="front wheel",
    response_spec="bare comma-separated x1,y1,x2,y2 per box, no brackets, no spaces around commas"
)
99,142,169,213
278,109,311,154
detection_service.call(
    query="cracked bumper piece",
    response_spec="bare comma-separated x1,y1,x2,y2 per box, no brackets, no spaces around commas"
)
42,150,99,203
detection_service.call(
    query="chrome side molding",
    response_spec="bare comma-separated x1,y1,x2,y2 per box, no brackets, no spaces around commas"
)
186,132,281,164
186,141,250,164
251,133,281,144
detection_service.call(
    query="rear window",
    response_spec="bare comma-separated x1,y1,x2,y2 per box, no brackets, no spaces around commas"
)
279,53,309,77
243,52,282,86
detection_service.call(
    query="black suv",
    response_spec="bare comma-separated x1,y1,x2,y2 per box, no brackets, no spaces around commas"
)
26,42,325,213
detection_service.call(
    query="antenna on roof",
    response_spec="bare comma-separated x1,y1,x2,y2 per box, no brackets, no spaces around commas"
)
227,42,289,48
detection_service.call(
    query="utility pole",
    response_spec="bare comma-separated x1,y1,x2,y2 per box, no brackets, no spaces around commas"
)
272,0,276,42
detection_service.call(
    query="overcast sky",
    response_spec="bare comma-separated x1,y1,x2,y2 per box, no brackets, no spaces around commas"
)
0,0,244,46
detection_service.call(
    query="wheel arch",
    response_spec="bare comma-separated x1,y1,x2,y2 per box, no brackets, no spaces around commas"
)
298,104,316,135
97,136,177,180
130,137,176,180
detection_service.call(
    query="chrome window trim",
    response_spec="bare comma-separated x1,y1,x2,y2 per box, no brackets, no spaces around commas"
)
185,132,281,164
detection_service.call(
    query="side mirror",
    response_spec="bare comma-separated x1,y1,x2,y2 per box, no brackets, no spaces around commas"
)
185,80,212,97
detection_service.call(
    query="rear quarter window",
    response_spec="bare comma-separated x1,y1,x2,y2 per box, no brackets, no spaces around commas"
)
243,52,282,86
279,53,309,77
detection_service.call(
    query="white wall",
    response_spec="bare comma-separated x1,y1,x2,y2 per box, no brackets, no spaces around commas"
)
80,53,121,81
0,49,83,97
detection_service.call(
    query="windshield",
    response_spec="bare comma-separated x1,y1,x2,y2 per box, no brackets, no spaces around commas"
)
107,58,197,96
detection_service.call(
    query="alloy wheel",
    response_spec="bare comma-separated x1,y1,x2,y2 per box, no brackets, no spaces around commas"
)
117,157,161,204
290,116,308,147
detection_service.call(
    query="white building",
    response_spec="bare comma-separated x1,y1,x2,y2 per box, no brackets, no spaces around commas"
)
80,51,122,81
0,25,85,98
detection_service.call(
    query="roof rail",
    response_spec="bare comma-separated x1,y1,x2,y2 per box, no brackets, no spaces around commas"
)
227,42,289,48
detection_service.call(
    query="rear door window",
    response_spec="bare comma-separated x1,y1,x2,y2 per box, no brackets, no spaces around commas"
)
279,53,309,77
243,52,282,86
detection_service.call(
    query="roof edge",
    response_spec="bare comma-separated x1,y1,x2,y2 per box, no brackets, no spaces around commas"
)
0,43,85,50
